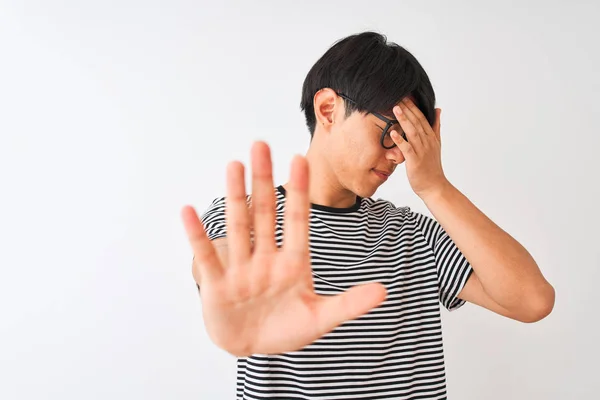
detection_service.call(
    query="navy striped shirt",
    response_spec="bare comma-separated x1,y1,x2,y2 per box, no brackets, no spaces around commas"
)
200,185,473,399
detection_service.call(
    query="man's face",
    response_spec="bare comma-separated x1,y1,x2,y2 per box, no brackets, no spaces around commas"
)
325,105,406,198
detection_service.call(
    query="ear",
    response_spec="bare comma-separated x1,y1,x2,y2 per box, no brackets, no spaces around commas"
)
313,88,340,129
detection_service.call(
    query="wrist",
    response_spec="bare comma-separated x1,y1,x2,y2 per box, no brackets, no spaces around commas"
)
418,179,454,204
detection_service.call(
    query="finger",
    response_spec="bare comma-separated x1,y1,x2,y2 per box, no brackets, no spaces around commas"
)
403,98,436,137
226,161,252,266
390,129,415,159
433,108,441,142
181,205,224,282
283,155,310,257
316,282,387,336
399,102,428,144
393,105,423,153
251,141,277,254
246,200,255,251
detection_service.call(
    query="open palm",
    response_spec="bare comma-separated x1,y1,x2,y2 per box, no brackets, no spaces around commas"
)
181,142,387,357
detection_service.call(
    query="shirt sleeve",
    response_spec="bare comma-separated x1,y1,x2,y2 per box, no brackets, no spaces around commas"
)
193,197,228,292
410,210,474,311
199,195,254,240
199,196,228,240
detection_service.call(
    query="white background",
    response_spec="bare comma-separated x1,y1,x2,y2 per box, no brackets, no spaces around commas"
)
1,0,598,399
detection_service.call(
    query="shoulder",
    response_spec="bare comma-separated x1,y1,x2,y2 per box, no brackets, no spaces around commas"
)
362,197,440,234
361,196,414,220
203,187,282,214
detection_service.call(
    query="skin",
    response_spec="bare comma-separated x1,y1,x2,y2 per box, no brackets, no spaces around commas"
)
289,88,411,208
181,89,555,357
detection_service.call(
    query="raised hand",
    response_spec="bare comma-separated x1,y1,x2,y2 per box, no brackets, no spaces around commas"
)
181,142,387,357
390,98,449,200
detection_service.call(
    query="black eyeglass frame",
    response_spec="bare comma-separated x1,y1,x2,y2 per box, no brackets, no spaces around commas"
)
335,92,407,148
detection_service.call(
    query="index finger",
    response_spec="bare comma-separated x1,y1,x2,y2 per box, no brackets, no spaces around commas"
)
282,155,310,257
225,161,253,265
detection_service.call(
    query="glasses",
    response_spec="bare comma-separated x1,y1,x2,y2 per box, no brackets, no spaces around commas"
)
336,92,407,148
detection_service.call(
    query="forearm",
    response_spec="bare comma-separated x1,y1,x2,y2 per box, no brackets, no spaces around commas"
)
421,181,554,312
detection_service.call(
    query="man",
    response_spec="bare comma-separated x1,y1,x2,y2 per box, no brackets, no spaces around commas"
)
181,32,555,399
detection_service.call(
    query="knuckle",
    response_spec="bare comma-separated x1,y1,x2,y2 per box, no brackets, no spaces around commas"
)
253,200,273,214
286,249,309,260
254,232,274,243
230,219,251,231
192,262,202,282
194,245,213,259
286,209,308,221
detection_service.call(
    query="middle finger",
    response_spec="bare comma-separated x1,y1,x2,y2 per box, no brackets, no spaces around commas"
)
394,104,424,151
251,141,277,254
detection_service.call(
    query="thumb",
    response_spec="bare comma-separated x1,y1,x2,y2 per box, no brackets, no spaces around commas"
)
315,283,387,335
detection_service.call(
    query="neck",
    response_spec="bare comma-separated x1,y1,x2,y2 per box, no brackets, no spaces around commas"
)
282,140,358,209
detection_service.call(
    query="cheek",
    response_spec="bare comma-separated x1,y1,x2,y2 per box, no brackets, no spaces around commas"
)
347,123,379,153
344,138,381,174
341,133,367,166
354,132,382,165
334,120,382,171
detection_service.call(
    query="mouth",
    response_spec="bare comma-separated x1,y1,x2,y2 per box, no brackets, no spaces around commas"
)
372,169,391,181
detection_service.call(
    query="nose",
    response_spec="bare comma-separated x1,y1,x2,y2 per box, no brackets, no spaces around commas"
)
386,146,405,165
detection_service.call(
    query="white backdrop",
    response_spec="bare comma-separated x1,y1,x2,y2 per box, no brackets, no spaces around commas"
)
1,1,598,399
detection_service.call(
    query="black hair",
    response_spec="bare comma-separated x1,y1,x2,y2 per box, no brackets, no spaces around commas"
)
300,31,436,138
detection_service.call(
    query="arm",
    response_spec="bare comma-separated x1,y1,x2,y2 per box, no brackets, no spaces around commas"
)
422,182,555,323
391,98,555,323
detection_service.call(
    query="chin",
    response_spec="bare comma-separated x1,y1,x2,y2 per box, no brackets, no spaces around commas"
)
342,173,381,199
353,183,379,199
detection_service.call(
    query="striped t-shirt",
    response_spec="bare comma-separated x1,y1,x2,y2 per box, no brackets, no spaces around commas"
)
200,185,473,400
